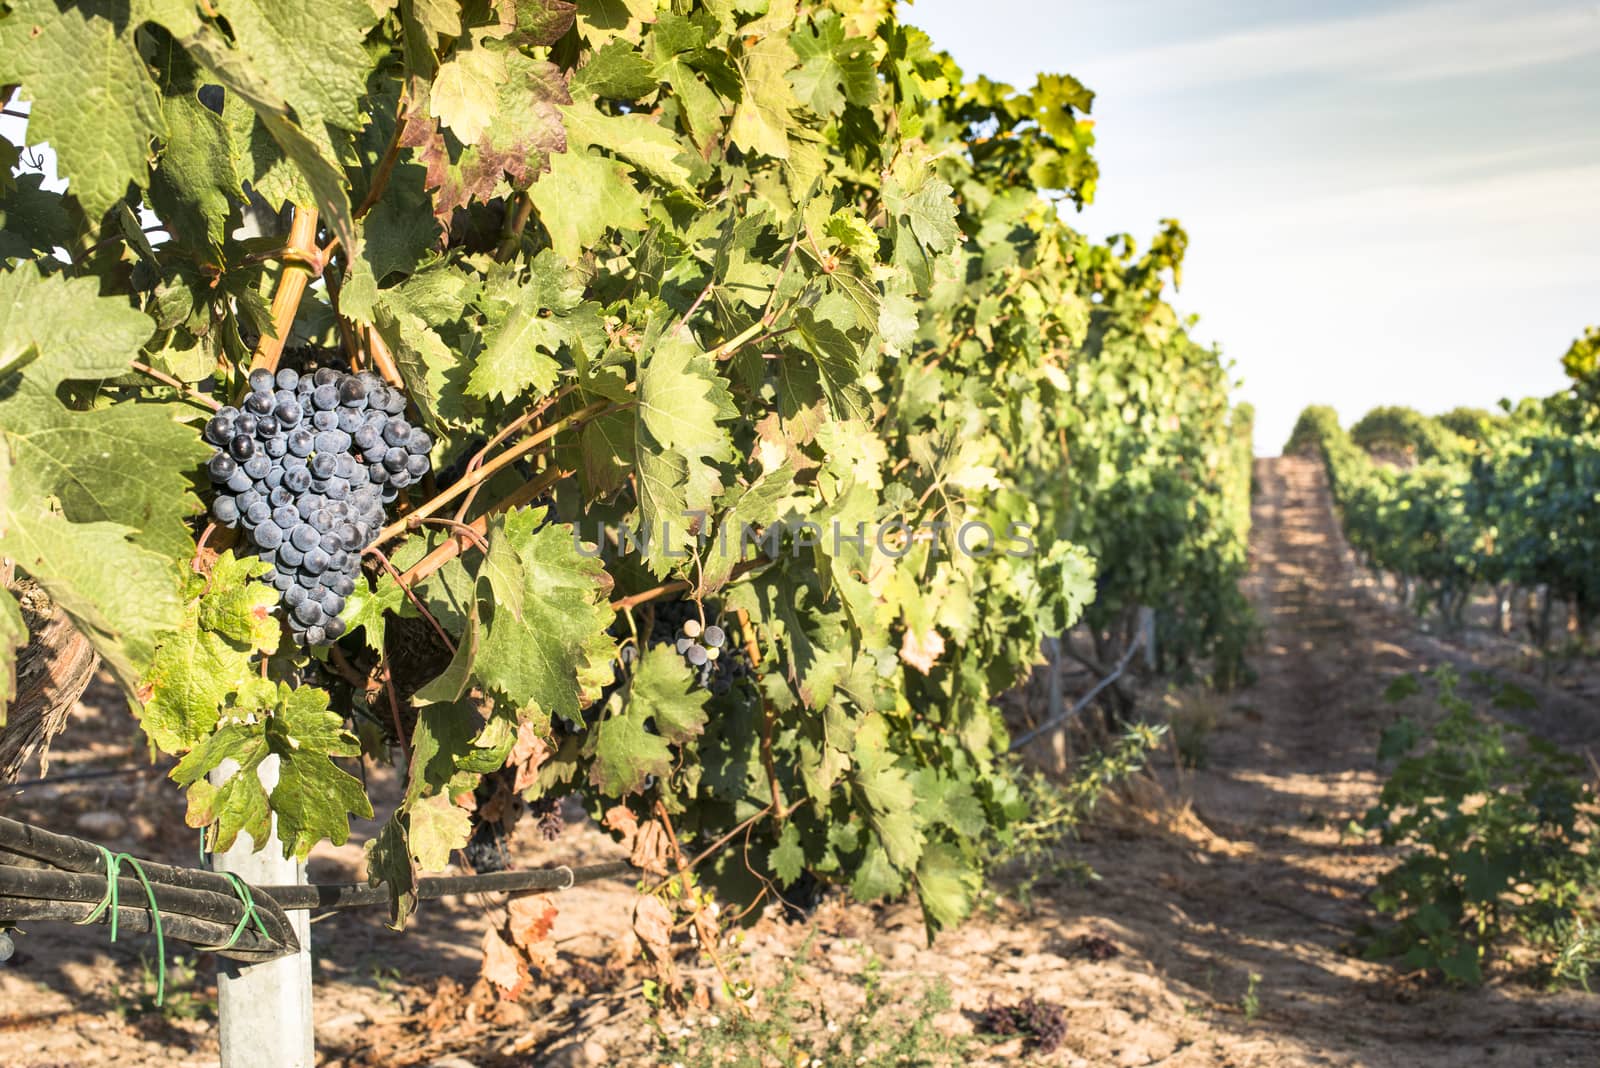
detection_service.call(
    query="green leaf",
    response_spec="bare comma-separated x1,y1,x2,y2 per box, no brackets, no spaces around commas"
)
0,0,165,219
561,98,696,192
915,842,978,935
729,34,800,160
574,0,655,45
527,147,647,262
587,643,707,795
769,822,805,887
851,714,924,870
570,39,660,101
466,251,594,403
140,553,281,754
633,335,737,572
472,506,617,722
173,682,372,858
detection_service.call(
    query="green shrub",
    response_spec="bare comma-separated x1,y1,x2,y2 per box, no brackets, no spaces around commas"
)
1356,667,1600,985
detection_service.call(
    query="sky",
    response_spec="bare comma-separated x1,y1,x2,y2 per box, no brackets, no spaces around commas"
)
902,0,1600,453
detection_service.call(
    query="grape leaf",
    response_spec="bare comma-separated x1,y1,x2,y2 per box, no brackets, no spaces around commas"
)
139,552,281,754
429,32,507,145
0,0,165,219
526,147,647,262
587,643,707,796
400,51,569,222
634,336,737,573
914,842,978,935
0,270,208,564
574,0,655,44
409,792,472,871
173,682,373,858
769,822,805,887
465,250,594,402
472,506,617,723
729,34,801,160
850,714,924,870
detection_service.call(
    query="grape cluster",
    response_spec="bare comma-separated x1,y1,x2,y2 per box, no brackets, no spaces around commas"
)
979,997,1068,1054
203,366,434,646
647,600,752,695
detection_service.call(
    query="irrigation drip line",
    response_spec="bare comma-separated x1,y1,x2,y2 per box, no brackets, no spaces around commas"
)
257,860,635,911
1008,633,1146,753
0,814,635,971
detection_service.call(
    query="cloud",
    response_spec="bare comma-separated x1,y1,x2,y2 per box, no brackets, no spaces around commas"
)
1076,1,1600,96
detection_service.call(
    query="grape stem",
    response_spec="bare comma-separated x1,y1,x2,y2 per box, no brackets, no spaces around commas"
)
251,206,321,373
364,325,404,388
128,360,221,412
365,544,458,656
374,400,618,548
452,385,575,522
396,465,574,588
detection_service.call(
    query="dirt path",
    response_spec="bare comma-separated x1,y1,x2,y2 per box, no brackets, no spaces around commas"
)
3,456,1599,1067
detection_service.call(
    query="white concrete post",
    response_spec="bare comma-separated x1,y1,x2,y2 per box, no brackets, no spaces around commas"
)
211,755,314,1068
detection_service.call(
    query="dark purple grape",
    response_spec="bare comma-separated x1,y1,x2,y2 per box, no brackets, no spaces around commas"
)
255,417,279,438
212,496,240,524
322,617,345,640
301,624,327,645
277,542,305,567
312,384,339,411
336,408,363,433
287,429,315,457
284,467,312,494
275,367,299,390
225,466,254,494
338,377,368,407
235,413,259,437
283,584,307,608
290,524,318,551
302,548,330,575
381,420,410,448
382,448,407,473
293,600,324,627
243,455,270,480
264,435,288,459
248,368,274,392
204,414,236,445
686,644,709,667
244,391,274,415
405,428,432,455
353,425,382,453
313,367,339,388
312,409,339,431
274,399,302,426
704,625,726,648
254,521,283,549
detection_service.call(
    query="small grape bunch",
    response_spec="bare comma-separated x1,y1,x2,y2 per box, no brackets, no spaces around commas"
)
670,617,752,694
202,366,434,646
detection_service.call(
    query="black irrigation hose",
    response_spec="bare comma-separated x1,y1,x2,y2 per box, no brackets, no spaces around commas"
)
0,865,297,958
258,860,635,911
0,815,634,967
0,900,285,962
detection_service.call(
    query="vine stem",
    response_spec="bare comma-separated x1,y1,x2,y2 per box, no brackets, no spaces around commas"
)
381,661,411,765
251,207,320,373
494,193,534,262
364,545,457,657
365,325,404,387
452,385,574,522
608,557,771,613
374,400,616,548
398,466,573,588
129,361,221,412
355,86,410,220
654,801,746,1013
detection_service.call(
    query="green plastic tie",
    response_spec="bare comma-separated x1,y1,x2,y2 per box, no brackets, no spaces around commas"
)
199,871,272,954
74,844,169,1006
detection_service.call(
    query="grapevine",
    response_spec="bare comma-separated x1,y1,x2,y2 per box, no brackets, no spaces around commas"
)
0,0,1252,955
